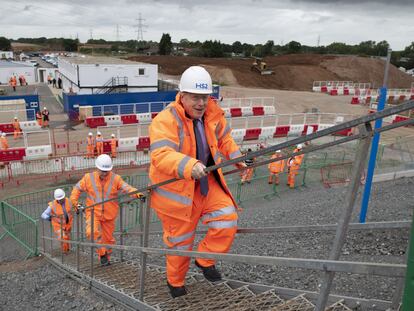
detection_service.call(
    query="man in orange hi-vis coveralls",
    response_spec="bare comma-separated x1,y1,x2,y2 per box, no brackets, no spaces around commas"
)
110,133,117,158
86,132,95,158
0,133,9,150
287,144,304,189
149,66,246,298
95,131,104,156
268,150,285,185
13,117,22,139
41,189,73,252
70,154,144,266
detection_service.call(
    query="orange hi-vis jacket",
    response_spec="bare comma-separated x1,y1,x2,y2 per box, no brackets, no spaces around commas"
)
268,154,285,173
0,137,8,150
287,156,301,172
13,120,21,132
110,138,117,150
70,171,138,221
293,148,305,165
87,136,95,146
149,93,242,221
49,198,73,226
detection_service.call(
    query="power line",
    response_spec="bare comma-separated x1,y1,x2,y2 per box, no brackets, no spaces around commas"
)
116,24,120,42
134,12,148,51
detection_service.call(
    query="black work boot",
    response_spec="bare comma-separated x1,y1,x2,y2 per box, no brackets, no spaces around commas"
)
195,260,222,282
100,253,110,266
167,282,187,298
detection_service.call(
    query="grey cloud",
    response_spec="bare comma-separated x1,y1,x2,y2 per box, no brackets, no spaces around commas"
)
292,0,414,5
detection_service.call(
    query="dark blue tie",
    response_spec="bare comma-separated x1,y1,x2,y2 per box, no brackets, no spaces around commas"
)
193,119,209,196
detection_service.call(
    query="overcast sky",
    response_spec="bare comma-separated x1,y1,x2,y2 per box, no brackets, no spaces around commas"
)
1,0,413,50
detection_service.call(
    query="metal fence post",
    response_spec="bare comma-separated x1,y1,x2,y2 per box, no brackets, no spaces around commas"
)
139,192,151,301
90,207,95,278
76,210,80,272
41,219,45,253
119,202,124,262
315,122,373,311
60,215,64,264
139,200,144,247
402,212,414,311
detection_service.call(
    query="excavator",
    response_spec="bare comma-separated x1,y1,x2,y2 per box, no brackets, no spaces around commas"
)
251,57,274,75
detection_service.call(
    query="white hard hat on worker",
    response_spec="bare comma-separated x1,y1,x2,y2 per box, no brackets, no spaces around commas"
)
54,188,65,200
179,66,212,119
95,154,113,171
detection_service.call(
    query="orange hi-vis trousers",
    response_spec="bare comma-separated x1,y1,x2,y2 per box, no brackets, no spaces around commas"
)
268,172,281,184
51,221,72,252
85,213,116,259
156,174,238,287
96,142,104,156
87,145,95,158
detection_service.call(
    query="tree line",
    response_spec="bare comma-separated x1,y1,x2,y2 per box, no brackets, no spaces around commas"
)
0,35,413,69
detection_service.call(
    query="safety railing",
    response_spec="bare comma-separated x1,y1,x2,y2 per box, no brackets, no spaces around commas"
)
89,101,169,116
220,97,275,107
37,99,414,310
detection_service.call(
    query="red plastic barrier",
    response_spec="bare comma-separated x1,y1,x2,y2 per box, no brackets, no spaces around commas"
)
351,97,359,105
410,94,414,100
301,124,318,135
344,89,350,95
333,128,352,136
365,96,371,104
321,86,328,92
137,137,150,150
252,106,264,116
399,95,406,101
329,89,338,96
0,148,26,162
85,117,106,128
393,115,410,123
244,128,261,140
274,126,290,137
151,112,159,119
230,108,242,117
0,123,14,133
121,114,138,124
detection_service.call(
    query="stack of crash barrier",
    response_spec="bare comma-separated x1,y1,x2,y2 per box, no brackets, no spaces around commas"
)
351,89,414,105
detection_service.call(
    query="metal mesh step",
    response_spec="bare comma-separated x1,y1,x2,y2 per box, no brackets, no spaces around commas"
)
270,294,315,311
325,300,352,311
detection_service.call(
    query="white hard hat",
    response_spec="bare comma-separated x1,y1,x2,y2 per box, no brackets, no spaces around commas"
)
43,107,47,110
54,188,65,200
297,144,303,149
111,133,115,138
1,133,6,137
179,66,212,94
97,131,101,135
95,154,113,171
276,150,281,153
14,117,18,120
88,132,93,136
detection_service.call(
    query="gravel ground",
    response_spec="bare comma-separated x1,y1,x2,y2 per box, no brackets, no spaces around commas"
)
1,176,413,309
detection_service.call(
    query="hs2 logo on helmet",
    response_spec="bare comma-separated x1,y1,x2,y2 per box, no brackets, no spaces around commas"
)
195,83,209,89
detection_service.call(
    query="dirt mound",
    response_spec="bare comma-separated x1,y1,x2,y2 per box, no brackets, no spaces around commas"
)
128,54,414,91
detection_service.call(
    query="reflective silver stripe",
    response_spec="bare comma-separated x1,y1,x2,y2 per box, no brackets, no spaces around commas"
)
104,173,116,201
169,243,193,250
213,151,225,163
207,220,238,229
229,149,242,159
150,139,179,151
89,173,101,203
177,156,192,178
153,187,192,206
222,123,231,138
120,181,129,193
168,230,195,243
170,107,184,151
215,122,222,141
75,182,82,190
202,206,236,222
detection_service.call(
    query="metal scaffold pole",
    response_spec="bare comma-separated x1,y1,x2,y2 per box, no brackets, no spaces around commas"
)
401,212,414,311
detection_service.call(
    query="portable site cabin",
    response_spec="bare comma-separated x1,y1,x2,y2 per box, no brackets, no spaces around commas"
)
58,56,158,95
0,61,36,85
0,51,13,60
0,99,28,122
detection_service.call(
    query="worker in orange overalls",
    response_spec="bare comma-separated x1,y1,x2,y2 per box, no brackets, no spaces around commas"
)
41,189,73,253
70,154,144,266
13,117,22,139
36,110,43,127
9,76,17,91
42,107,50,127
86,132,95,158
241,148,255,184
110,134,117,158
149,66,246,298
268,150,285,185
287,145,304,189
0,133,9,150
95,131,104,156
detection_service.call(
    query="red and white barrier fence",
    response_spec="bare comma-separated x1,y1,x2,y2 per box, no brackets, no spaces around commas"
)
351,88,414,105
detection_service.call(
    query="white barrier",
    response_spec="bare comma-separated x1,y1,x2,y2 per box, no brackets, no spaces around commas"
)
288,124,304,136
222,107,231,118
259,126,274,139
24,145,52,160
241,106,253,116
104,115,122,126
118,137,139,152
264,106,276,115
19,121,41,132
137,113,152,123
231,128,246,142
317,124,334,131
